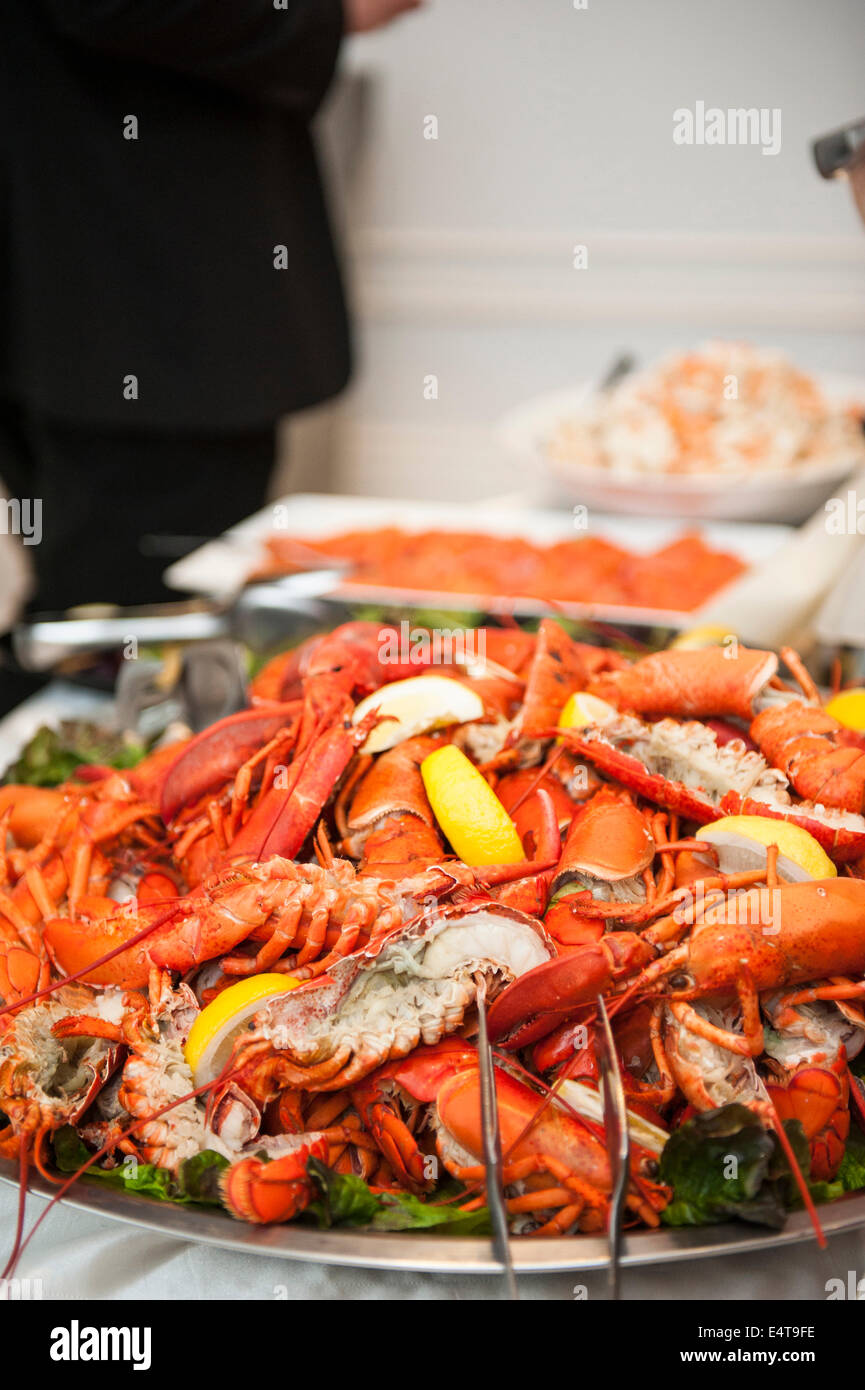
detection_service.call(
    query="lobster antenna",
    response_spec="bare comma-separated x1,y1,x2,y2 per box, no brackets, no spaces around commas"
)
505,745,567,817
2,1059,245,1280
766,1104,826,1250
5,1139,29,1284
0,902,184,1022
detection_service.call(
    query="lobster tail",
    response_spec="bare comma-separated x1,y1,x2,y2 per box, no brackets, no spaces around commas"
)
751,701,865,813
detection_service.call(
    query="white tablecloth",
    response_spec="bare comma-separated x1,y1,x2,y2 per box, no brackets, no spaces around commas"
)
4,1186,863,1301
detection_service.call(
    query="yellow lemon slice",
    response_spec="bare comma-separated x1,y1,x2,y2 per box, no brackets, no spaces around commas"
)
420,744,525,866
557,691,617,731
671,624,737,651
696,815,836,883
185,973,300,1087
825,688,865,732
352,675,484,755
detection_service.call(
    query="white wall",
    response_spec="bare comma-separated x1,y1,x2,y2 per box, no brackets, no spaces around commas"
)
315,0,865,501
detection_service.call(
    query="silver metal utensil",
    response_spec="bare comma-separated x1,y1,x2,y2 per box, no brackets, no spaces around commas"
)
597,352,637,394
595,995,630,1300
475,980,518,1300
114,640,249,735
12,568,347,673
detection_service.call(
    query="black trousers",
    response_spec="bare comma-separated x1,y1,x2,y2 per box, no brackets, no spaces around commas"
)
0,400,275,612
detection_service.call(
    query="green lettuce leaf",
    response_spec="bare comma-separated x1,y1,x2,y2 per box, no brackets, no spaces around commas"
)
5,722,146,786
838,1123,865,1193
306,1157,490,1234
305,1159,381,1227
659,1103,819,1229
177,1149,230,1203
52,1127,227,1205
351,605,485,631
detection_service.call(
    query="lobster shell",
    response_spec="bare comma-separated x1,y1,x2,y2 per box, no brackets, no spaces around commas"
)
589,646,778,722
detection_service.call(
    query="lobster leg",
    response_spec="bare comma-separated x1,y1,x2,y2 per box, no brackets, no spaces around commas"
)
219,901,306,977
227,714,378,863
663,981,764,1058
350,1086,432,1193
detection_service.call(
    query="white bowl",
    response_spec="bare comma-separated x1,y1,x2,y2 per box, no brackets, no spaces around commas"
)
498,372,865,525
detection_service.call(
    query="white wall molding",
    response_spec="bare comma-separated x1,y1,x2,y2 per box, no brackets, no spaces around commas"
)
348,228,865,329
352,227,865,265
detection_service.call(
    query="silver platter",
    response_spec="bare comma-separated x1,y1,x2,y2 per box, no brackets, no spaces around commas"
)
3,1163,864,1272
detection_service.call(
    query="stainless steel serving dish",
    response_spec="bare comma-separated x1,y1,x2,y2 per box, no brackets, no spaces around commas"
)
3,586,865,1278
3,1163,864,1273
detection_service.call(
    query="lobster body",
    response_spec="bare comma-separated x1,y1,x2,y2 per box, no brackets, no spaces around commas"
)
228,901,554,1097
352,1040,668,1233
490,879,865,1056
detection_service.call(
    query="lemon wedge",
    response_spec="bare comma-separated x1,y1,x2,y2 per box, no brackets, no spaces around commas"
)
825,688,865,733
185,974,300,1087
557,691,617,731
695,815,836,883
352,675,484,755
671,624,736,651
420,744,525,866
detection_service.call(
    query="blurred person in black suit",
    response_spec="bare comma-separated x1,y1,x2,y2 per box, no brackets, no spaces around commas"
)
0,0,420,623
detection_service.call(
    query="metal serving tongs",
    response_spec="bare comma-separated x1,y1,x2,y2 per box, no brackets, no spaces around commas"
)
12,565,349,673
474,978,518,1300
595,995,630,1300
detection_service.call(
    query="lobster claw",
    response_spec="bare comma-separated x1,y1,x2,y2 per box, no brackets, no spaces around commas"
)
551,785,654,895
43,914,151,988
43,902,184,988
487,949,611,1049
159,704,300,822
0,785,69,848
487,933,656,1049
